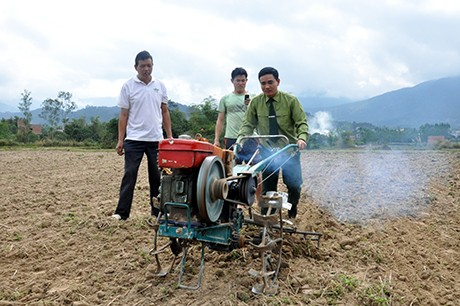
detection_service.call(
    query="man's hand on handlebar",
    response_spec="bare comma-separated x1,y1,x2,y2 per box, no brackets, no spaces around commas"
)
297,139,307,150
233,142,242,153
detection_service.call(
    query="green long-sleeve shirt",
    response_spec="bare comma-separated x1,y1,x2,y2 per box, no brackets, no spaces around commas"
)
237,90,309,144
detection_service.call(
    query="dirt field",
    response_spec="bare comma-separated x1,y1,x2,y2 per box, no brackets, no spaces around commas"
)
1,148,459,305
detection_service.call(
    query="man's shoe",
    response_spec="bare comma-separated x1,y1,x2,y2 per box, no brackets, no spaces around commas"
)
170,238,183,256
112,214,122,220
151,207,160,218
151,197,161,217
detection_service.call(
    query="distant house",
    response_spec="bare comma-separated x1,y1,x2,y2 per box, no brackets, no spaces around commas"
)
17,119,42,135
30,124,42,135
427,135,445,145
451,129,460,138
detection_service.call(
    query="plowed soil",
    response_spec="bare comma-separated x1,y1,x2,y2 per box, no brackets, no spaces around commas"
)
1,148,459,305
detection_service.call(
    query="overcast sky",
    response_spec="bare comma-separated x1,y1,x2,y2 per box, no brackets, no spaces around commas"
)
1,0,459,109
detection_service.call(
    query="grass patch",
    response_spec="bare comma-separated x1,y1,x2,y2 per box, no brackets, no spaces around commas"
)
358,276,395,306
13,232,23,241
324,273,361,303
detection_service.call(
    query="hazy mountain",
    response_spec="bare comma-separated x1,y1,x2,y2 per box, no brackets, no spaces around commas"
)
0,103,187,124
306,75,460,128
70,106,120,122
0,106,120,124
298,95,352,109
0,102,18,112
1,76,459,128
80,97,117,107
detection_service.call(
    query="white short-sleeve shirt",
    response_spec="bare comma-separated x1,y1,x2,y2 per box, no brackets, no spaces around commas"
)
118,76,168,141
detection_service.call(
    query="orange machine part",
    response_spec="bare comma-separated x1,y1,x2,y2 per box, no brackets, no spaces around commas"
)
159,139,224,169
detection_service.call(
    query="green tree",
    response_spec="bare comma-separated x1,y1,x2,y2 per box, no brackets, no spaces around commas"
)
64,118,91,142
63,116,104,144
88,116,103,142
169,101,190,137
16,89,37,143
307,133,332,149
336,130,355,148
40,91,77,137
419,123,451,142
1,117,19,135
101,118,118,149
0,120,13,140
59,91,77,126
188,96,218,140
18,89,33,126
40,98,62,130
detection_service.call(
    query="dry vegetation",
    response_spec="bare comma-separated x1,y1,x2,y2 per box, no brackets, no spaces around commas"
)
1,148,459,305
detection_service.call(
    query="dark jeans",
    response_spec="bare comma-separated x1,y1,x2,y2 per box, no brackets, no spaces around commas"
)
114,140,160,219
224,138,237,150
261,151,302,218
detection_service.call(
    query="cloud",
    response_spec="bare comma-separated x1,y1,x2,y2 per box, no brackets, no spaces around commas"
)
0,0,459,109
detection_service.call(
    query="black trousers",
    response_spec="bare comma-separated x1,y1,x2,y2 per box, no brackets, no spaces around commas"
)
224,138,237,150
261,151,302,217
114,140,160,219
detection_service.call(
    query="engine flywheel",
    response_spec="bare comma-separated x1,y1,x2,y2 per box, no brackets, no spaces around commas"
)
197,156,227,223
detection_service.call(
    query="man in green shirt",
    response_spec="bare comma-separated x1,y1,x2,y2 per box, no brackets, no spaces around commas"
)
237,67,308,219
214,67,251,149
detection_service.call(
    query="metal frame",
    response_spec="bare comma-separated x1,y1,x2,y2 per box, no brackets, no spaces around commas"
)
151,135,322,293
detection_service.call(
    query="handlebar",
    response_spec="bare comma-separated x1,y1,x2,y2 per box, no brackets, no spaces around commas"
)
233,135,290,155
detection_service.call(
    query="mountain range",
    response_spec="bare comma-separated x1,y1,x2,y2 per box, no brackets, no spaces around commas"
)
304,75,460,128
1,75,459,128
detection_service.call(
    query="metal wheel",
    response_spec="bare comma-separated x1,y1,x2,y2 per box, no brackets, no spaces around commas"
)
255,209,283,295
248,197,284,295
197,156,227,223
239,176,258,205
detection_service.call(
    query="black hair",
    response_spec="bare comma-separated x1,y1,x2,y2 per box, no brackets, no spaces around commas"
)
258,67,279,80
135,50,153,67
231,67,248,80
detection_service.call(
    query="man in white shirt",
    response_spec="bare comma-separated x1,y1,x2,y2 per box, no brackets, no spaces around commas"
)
112,50,172,221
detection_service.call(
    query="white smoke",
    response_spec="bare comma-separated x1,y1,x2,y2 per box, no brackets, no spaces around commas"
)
301,150,442,224
309,111,333,135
